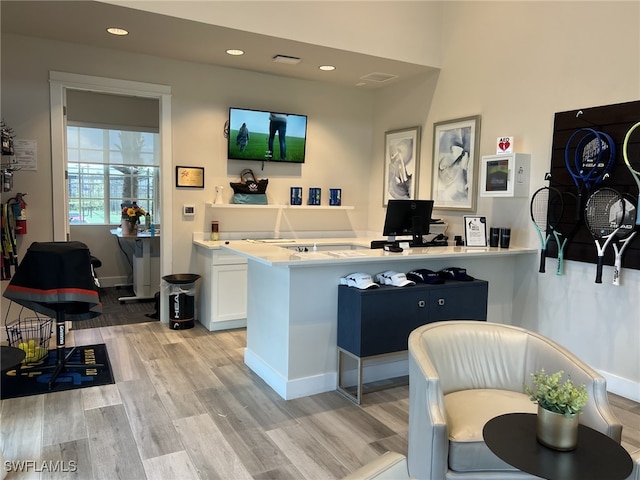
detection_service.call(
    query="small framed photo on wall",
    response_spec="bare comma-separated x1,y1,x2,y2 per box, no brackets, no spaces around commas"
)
176,166,204,188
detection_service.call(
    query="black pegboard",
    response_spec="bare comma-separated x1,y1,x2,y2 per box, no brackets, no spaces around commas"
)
546,100,640,271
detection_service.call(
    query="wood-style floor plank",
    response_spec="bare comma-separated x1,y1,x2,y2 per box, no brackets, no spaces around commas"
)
173,413,254,480
41,439,92,480
142,450,200,480
41,390,86,446
117,378,183,460
83,404,146,480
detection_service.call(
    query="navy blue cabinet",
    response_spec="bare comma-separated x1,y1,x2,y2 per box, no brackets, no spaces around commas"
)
336,280,488,403
338,280,488,357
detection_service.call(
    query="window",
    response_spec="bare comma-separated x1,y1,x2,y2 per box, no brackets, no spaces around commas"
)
67,126,159,225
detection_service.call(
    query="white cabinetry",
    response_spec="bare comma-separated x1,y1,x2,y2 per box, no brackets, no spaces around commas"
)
194,247,248,331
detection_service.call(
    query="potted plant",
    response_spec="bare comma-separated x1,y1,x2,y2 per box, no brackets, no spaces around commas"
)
524,368,588,451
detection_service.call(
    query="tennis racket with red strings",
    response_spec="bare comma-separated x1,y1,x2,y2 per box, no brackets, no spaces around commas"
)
530,186,563,273
584,188,626,284
612,194,637,286
565,128,616,221
622,121,640,226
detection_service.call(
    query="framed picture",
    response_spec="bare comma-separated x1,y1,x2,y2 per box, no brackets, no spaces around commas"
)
176,166,204,188
383,126,421,205
431,115,481,211
463,215,487,247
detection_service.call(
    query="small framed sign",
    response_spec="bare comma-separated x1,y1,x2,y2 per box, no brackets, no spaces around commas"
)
176,166,204,188
463,215,487,247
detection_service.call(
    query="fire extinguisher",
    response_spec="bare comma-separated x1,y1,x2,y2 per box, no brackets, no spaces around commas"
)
10,193,27,235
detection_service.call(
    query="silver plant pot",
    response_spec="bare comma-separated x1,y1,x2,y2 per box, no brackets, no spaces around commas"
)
536,405,579,451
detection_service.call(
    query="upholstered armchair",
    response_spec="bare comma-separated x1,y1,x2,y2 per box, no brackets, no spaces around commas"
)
407,321,623,479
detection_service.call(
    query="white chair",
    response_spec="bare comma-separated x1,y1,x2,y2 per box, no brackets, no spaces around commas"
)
408,321,623,479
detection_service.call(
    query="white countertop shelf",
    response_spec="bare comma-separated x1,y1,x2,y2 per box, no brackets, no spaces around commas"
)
193,237,536,267
206,203,354,210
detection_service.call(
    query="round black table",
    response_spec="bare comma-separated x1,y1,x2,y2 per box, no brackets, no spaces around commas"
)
483,413,633,480
1,345,26,372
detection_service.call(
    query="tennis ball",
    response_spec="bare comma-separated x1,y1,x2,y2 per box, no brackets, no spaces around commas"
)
18,342,28,352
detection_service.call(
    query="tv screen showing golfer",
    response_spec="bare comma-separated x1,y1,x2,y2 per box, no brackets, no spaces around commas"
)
228,107,308,163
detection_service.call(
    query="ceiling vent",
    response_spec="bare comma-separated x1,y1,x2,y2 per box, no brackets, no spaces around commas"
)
360,72,398,82
273,54,301,65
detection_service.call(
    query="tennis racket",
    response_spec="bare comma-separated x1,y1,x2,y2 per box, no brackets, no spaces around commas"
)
584,188,625,284
565,128,616,220
622,121,640,226
553,191,579,276
530,186,563,273
612,195,637,286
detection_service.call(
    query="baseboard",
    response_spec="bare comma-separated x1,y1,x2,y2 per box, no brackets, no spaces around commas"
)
97,276,130,288
244,347,336,400
200,319,246,331
600,370,640,403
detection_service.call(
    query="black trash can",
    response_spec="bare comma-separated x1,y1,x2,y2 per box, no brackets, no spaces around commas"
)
162,274,201,330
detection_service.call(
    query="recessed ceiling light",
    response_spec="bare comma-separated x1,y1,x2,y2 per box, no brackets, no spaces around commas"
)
319,65,336,71
106,27,129,36
226,49,245,56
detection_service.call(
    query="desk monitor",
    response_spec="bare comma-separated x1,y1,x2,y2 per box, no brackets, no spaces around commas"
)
382,199,434,246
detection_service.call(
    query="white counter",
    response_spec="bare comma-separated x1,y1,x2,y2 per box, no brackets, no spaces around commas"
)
193,237,534,267
193,236,536,400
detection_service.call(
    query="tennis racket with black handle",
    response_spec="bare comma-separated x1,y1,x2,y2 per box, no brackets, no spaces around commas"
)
612,195,637,286
565,128,616,221
584,188,625,284
530,186,563,273
622,121,640,226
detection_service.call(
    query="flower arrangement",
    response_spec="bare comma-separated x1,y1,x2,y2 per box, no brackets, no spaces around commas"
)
122,202,146,225
524,369,588,416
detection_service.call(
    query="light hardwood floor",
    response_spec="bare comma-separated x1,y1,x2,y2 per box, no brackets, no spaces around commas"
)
1,321,638,479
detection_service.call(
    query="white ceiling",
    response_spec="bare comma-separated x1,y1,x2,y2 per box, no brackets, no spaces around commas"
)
1,0,437,89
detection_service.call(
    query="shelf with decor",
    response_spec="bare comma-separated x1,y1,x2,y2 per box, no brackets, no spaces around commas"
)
206,203,354,210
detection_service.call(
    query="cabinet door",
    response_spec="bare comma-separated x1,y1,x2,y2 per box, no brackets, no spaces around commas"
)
212,264,247,321
338,286,428,356
427,281,488,322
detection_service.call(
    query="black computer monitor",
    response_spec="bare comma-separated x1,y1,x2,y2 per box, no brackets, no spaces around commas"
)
382,199,434,246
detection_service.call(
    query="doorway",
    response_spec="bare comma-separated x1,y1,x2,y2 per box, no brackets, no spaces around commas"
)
49,72,172,317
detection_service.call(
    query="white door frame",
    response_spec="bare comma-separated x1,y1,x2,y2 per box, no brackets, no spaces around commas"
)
49,71,173,283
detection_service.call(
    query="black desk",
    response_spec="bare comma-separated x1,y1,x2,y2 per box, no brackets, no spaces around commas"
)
483,413,633,480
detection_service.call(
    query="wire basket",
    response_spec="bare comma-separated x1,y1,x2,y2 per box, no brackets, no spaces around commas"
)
4,304,54,364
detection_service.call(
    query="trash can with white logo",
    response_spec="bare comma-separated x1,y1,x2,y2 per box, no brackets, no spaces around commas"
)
162,274,201,330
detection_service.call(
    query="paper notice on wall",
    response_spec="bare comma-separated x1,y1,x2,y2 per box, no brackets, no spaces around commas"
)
13,139,37,171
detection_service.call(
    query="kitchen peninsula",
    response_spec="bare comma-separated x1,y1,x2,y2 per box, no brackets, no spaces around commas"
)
193,236,535,400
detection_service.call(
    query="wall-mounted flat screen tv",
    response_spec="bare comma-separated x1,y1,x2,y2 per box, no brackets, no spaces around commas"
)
228,107,308,163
